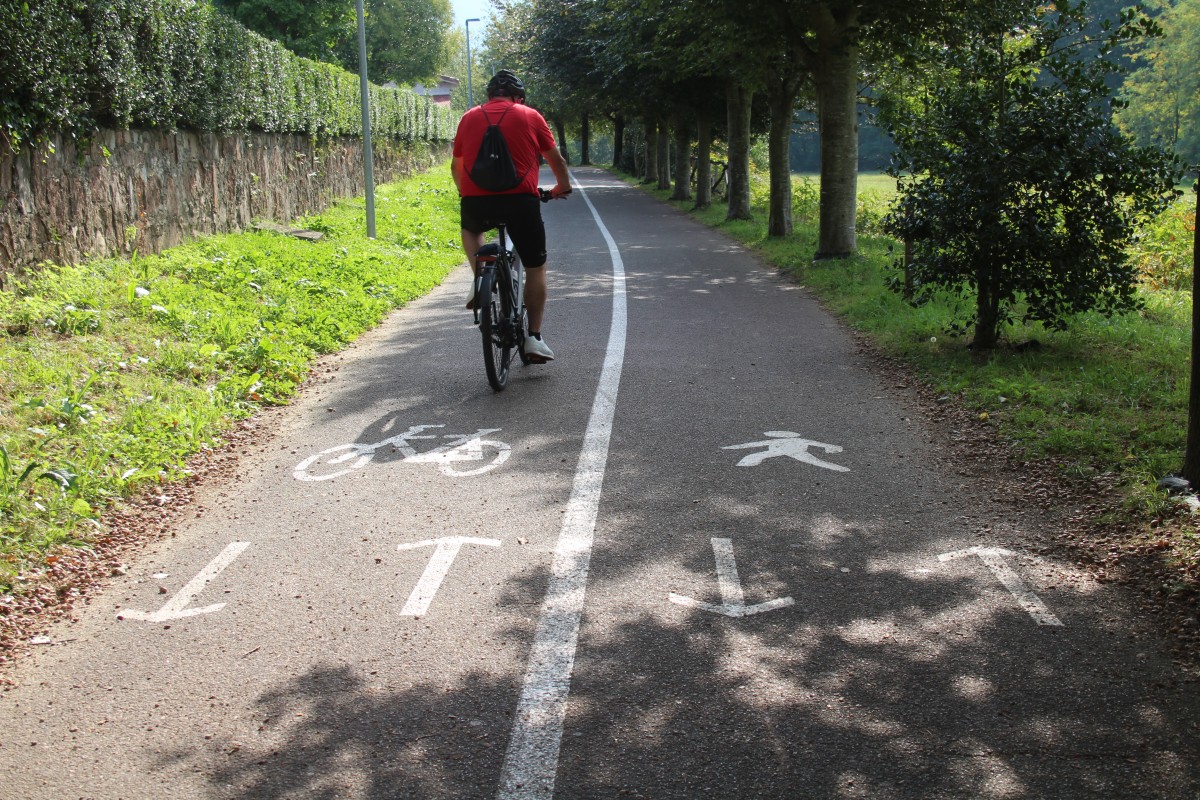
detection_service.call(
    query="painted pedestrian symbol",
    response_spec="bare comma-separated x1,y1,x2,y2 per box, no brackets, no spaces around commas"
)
723,431,849,472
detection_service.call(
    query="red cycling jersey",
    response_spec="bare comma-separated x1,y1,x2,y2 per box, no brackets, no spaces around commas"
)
453,97,557,197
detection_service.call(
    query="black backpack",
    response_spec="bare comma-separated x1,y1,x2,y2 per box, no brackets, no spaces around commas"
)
469,106,525,192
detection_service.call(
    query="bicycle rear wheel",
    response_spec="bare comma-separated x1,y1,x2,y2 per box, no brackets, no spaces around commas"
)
479,269,513,391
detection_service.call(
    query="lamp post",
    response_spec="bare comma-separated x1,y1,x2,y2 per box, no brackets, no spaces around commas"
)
465,18,480,107
356,0,375,238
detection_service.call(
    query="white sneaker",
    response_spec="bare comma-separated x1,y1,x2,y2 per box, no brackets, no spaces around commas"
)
466,280,477,310
524,334,554,362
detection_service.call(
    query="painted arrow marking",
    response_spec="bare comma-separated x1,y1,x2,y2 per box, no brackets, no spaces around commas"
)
669,538,794,618
119,541,250,622
397,536,501,616
939,546,1064,626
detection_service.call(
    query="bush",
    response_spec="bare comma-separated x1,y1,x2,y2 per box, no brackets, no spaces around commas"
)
791,177,820,225
1131,194,1197,291
880,1,1182,349
0,0,454,150
856,189,891,236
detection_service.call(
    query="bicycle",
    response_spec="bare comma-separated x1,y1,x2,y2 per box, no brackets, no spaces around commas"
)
473,188,567,391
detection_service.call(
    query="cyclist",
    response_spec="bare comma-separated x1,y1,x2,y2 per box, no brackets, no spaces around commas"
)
451,69,571,363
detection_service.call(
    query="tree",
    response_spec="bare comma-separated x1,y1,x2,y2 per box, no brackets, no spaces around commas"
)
350,0,453,85
881,0,1182,350
1186,183,1200,486
493,0,969,257
213,0,355,64
690,0,812,233
648,0,955,252
772,1,958,257
1118,0,1200,168
215,0,451,84
487,0,608,160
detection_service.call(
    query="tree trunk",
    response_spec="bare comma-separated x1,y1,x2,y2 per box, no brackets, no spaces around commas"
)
1185,183,1200,485
694,110,712,209
973,260,1001,350
726,83,753,221
657,117,672,190
767,76,797,237
612,114,625,170
672,114,692,201
554,118,570,165
972,46,1008,352
580,113,591,165
809,7,859,259
643,117,658,184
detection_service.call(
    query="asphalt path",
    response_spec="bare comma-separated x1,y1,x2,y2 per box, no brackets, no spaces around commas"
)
2,166,1198,799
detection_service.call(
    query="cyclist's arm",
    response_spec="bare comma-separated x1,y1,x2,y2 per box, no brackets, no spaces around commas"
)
542,146,571,198
450,156,466,195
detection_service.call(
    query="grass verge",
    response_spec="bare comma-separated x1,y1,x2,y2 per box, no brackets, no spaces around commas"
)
0,165,463,593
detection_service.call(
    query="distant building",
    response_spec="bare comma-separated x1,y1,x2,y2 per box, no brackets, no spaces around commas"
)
412,76,460,107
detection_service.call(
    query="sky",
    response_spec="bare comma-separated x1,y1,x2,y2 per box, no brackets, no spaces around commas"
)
453,0,494,36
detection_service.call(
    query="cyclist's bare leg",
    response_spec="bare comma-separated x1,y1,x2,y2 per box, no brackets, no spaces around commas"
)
462,229,486,275
524,265,547,332
462,229,486,307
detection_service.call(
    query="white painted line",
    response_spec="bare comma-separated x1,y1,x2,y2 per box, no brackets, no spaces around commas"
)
939,546,1064,626
669,538,795,618
396,536,502,616
714,537,745,606
497,173,626,800
119,542,250,622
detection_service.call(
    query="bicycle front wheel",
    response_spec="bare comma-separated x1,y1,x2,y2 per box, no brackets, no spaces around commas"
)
479,270,512,391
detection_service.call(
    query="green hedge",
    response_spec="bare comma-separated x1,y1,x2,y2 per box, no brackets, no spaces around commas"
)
0,0,453,149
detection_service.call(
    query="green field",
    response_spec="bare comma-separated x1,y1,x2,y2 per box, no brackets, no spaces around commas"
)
792,172,898,195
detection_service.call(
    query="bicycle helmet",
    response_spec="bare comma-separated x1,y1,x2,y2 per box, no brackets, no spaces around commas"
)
486,69,526,100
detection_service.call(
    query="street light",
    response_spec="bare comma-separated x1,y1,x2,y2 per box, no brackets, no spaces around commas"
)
356,0,375,238
465,18,480,107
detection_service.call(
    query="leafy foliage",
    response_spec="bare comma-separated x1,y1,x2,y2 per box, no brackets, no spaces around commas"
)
1118,0,1200,168
0,0,454,151
880,0,1183,349
212,0,357,65
213,0,454,86
1128,193,1197,290
353,0,454,86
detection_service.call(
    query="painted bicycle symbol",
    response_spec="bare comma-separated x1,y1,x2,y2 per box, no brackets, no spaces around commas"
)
294,424,511,481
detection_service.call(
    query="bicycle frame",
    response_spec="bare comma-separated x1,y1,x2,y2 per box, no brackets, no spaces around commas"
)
474,225,527,390
473,228,522,327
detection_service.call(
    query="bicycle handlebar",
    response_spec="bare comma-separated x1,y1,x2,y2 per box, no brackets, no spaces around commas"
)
538,187,572,202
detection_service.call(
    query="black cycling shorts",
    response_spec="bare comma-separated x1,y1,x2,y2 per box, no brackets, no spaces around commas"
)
460,194,548,268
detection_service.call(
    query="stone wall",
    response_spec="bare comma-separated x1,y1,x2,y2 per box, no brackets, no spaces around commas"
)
0,129,449,278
